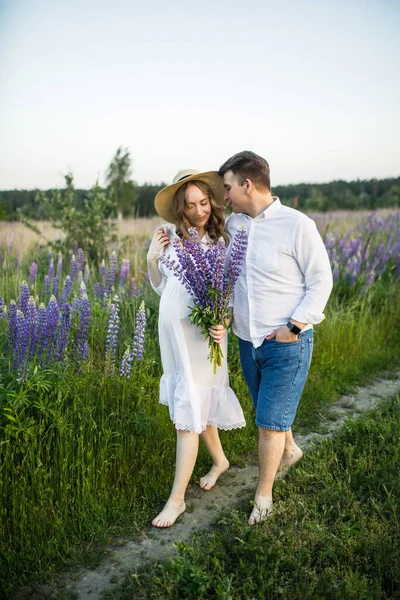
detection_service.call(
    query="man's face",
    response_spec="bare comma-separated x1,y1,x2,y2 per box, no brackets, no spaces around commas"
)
223,170,248,213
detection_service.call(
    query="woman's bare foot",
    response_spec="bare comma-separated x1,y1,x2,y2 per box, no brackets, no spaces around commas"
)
276,444,303,479
199,459,230,491
248,494,273,526
151,500,186,528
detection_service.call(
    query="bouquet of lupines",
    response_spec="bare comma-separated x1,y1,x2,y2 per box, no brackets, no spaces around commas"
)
158,227,247,373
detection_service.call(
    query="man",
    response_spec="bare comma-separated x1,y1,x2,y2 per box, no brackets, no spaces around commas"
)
219,151,333,525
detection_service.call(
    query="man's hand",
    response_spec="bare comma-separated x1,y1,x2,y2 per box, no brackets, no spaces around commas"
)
265,325,298,342
209,324,226,344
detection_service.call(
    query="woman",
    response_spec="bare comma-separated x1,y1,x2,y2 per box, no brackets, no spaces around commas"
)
147,169,245,528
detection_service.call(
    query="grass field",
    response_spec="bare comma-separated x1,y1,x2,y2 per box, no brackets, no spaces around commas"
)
0,211,399,597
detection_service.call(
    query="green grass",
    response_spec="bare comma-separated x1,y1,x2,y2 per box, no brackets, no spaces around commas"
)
0,247,400,597
107,395,400,600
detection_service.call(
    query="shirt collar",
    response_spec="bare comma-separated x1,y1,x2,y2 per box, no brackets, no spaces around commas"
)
243,196,281,221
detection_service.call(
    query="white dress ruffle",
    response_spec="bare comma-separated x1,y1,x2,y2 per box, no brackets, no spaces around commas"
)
150,226,246,434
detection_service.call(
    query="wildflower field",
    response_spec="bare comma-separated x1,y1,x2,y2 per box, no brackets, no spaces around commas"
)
0,210,399,598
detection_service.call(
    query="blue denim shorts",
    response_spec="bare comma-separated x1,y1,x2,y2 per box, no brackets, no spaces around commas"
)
238,330,314,432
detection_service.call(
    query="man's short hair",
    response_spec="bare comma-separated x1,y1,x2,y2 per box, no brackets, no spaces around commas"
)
218,151,270,191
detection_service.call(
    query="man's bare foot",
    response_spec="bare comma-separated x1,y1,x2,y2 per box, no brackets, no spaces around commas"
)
199,459,230,491
248,494,273,526
276,444,303,479
151,500,186,528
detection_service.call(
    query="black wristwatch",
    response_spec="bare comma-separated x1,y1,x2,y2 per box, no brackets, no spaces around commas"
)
286,321,302,335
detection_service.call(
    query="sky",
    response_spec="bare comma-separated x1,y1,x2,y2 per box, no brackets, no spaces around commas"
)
0,0,399,190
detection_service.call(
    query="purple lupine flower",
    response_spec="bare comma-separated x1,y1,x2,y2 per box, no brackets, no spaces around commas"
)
29,262,38,286
105,295,120,362
7,300,18,352
74,293,91,370
105,252,117,298
0,296,6,320
158,227,247,373
55,302,71,361
131,301,146,363
45,295,60,363
56,252,63,278
83,265,89,283
19,281,30,315
69,254,78,281
36,303,47,360
130,278,139,297
72,282,87,313
48,257,54,280
52,275,60,299
60,275,73,304
44,275,51,299
99,260,106,279
120,347,133,378
13,309,28,373
93,282,105,303
119,259,130,285
26,296,37,360
77,248,85,272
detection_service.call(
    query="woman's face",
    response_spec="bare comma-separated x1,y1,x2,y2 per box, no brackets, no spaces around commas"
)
183,183,212,231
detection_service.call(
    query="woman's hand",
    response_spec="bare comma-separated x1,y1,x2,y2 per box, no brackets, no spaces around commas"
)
209,324,226,345
147,227,171,288
147,227,170,263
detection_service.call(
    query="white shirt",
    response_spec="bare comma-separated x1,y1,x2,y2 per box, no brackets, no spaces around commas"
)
226,198,333,348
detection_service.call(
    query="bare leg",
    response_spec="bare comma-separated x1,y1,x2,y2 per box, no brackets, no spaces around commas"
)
152,430,199,528
249,428,285,526
199,425,230,490
276,428,303,479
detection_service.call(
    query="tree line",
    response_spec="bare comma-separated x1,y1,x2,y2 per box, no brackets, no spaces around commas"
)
0,146,399,220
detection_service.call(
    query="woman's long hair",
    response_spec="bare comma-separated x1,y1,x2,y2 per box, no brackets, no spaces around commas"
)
172,181,228,245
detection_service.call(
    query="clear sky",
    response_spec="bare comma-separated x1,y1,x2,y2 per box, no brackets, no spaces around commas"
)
0,0,399,190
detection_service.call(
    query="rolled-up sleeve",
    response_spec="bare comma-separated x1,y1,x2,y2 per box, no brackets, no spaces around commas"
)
291,218,333,324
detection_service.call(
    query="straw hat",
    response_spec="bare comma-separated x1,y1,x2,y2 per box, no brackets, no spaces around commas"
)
154,169,225,223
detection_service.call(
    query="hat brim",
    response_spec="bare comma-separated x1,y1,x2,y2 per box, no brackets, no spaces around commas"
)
154,171,225,223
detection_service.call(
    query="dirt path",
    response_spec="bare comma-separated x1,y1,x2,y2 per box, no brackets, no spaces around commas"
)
26,372,400,600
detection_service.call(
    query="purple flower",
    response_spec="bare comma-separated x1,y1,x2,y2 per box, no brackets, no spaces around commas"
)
130,278,139,297
119,259,130,285
55,302,71,361
105,295,120,362
69,254,78,281
105,252,117,298
45,295,60,363
29,262,38,286
158,227,248,372
131,301,146,363
44,275,51,299
74,293,91,370
19,281,30,315
48,257,54,280
26,296,38,360
99,260,106,279
120,347,133,378
52,275,60,299
77,248,85,272
13,309,28,373
7,300,18,351
36,303,47,360
83,265,89,283
60,275,73,304
0,296,6,320
56,252,63,278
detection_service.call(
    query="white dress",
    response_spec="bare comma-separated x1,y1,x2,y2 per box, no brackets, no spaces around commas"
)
150,226,246,434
